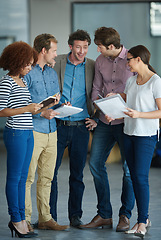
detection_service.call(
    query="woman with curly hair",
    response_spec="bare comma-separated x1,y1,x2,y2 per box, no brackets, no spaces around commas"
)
0,41,42,238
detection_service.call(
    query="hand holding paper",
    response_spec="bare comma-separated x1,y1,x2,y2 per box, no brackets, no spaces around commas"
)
40,109,60,120
123,107,140,118
55,105,83,118
94,94,128,119
105,114,115,123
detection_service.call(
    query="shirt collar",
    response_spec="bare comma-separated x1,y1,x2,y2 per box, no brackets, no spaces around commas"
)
36,63,48,71
118,45,127,59
107,45,127,61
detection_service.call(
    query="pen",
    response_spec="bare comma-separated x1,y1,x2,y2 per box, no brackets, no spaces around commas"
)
65,100,67,105
98,94,104,99
53,92,59,98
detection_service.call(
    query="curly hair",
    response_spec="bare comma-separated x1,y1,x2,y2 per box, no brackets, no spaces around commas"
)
68,29,91,46
0,41,38,76
94,27,121,49
33,33,58,53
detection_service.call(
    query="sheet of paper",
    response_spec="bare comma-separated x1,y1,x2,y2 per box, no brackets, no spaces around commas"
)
94,94,128,119
55,105,83,118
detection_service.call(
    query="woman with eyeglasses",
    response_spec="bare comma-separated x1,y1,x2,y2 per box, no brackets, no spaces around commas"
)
0,41,42,238
106,45,161,238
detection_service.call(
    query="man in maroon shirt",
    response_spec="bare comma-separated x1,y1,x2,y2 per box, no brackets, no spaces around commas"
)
81,27,135,232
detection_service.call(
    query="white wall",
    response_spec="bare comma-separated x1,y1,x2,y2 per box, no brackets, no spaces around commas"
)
30,0,72,54
0,0,29,42
0,0,29,131
29,0,148,55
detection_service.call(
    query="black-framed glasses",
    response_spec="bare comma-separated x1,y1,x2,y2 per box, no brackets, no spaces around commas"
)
127,57,135,62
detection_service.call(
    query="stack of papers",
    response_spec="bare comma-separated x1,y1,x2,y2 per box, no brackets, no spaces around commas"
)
55,105,83,118
94,94,128,119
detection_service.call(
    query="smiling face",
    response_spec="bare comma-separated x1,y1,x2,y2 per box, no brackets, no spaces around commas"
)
127,53,138,72
69,40,89,64
44,41,57,65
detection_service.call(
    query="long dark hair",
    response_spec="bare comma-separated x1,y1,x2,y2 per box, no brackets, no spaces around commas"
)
128,45,156,73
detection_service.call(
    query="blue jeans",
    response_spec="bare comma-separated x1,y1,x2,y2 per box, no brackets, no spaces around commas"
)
50,123,89,221
124,134,157,223
3,127,34,222
89,121,135,219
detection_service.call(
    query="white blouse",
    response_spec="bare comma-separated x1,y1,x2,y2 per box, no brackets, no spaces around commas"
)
124,74,161,136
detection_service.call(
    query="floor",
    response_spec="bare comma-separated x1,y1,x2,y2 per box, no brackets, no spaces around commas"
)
0,139,161,240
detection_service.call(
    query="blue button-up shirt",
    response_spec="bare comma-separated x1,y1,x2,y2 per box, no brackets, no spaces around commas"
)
24,64,60,133
60,55,89,121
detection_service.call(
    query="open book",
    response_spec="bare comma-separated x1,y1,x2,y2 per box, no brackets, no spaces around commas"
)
94,94,128,119
55,105,83,118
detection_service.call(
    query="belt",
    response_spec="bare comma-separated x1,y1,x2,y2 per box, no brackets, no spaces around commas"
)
57,119,85,126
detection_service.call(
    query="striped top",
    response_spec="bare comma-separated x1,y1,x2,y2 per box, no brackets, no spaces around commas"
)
0,75,33,129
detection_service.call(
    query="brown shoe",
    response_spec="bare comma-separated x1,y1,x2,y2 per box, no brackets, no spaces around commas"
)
80,214,113,229
38,218,69,231
116,215,130,232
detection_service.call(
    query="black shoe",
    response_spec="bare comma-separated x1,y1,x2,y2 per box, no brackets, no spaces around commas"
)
70,216,83,228
32,220,39,229
27,231,38,237
8,221,33,238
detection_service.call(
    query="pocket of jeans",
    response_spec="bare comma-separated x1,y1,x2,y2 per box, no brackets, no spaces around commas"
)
4,128,24,142
78,124,89,134
12,129,24,137
149,135,157,146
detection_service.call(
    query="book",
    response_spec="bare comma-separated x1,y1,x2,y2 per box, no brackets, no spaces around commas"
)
35,93,59,113
94,94,128,119
39,95,57,109
54,105,83,118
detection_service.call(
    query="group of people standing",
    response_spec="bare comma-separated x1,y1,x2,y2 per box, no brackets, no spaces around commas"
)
0,26,161,239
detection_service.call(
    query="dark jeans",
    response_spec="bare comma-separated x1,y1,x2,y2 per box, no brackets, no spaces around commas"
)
89,121,135,219
124,134,157,223
3,127,34,222
50,123,89,221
